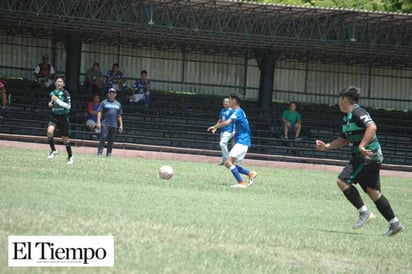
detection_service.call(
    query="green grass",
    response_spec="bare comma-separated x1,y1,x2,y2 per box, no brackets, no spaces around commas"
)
0,147,411,273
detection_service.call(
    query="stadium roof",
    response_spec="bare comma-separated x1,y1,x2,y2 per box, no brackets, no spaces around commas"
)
1,0,412,66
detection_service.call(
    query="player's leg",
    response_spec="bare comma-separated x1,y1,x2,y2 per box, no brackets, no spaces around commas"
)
219,131,231,164
361,164,405,236
337,161,375,229
231,144,257,187
47,121,57,159
225,144,246,187
97,126,108,156
61,116,73,164
106,127,116,157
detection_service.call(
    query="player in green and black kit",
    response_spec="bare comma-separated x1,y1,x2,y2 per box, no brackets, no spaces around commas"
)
47,77,73,164
316,86,404,237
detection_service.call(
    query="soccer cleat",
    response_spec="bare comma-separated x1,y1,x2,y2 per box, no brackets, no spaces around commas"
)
47,150,57,159
67,156,74,165
230,182,247,189
352,211,376,229
247,171,258,187
383,221,405,237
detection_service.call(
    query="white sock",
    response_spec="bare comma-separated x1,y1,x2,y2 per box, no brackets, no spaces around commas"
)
389,217,399,224
358,205,368,213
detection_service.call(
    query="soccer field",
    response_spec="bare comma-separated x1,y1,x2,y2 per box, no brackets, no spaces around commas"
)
0,147,411,273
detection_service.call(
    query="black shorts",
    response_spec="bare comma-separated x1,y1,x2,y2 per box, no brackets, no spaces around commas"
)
48,114,71,137
338,159,381,192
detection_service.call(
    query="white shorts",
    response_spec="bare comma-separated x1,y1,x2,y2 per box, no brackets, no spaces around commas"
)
132,93,145,103
86,119,97,128
229,143,249,162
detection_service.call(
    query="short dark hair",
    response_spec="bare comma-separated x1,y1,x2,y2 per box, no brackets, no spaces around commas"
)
113,63,119,67
229,93,242,104
141,70,147,75
93,62,100,67
290,101,297,106
339,86,360,103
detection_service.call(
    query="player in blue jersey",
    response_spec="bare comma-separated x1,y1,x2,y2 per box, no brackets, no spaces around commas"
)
208,93,257,188
97,88,123,157
211,98,234,165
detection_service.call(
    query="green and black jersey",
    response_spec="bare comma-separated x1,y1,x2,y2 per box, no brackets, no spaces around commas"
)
341,104,383,163
49,89,71,115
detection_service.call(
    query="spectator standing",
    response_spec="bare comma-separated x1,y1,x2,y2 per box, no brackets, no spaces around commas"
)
97,88,123,157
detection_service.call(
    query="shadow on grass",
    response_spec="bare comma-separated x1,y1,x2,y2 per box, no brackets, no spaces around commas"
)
315,229,363,236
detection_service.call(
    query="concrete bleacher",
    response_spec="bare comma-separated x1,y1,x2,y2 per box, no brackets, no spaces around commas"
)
1,83,411,170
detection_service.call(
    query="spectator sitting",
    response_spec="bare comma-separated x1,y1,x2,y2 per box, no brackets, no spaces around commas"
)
106,63,128,101
34,55,55,89
84,63,105,95
129,70,150,106
0,80,7,118
281,102,302,141
86,94,101,140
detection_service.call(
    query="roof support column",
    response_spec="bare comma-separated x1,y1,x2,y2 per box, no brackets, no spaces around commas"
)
64,34,82,97
257,53,275,112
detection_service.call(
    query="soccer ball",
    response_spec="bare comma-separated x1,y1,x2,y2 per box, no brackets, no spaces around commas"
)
159,165,174,180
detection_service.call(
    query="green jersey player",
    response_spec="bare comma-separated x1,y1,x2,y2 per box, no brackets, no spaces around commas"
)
316,86,404,237
47,77,73,164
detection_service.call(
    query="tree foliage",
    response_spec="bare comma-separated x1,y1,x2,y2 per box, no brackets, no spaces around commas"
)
245,0,412,13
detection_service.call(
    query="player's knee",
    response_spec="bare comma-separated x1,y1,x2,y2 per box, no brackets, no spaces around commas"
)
224,158,232,168
295,123,301,129
336,179,348,190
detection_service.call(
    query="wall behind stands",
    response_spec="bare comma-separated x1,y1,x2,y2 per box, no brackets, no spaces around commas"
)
1,34,411,110
0,35,66,78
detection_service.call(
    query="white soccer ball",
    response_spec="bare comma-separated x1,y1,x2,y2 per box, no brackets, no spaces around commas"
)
159,165,174,180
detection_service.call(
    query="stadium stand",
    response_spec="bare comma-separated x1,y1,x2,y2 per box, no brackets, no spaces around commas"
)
1,83,411,170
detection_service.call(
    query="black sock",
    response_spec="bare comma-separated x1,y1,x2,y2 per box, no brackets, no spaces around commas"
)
342,186,364,210
48,137,56,151
374,195,395,222
65,142,72,158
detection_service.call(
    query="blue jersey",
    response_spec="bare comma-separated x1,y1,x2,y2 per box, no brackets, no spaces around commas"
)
230,108,251,147
219,107,234,133
106,70,126,85
98,99,122,128
133,79,150,94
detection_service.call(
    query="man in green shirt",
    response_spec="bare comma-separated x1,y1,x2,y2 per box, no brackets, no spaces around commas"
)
316,86,404,237
282,102,302,140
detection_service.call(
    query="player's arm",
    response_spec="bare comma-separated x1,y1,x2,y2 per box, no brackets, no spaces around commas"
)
52,91,71,110
358,123,377,159
316,137,348,151
356,109,376,158
208,119,231,133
